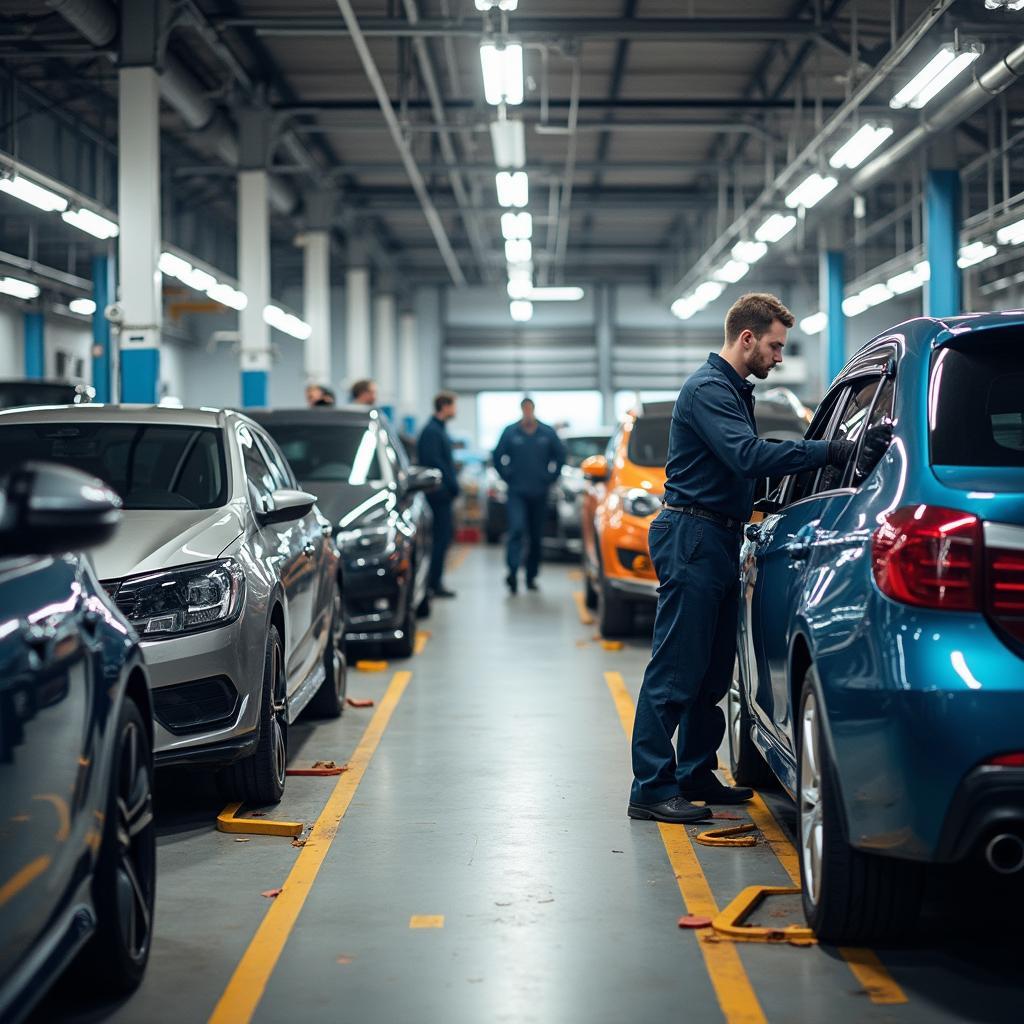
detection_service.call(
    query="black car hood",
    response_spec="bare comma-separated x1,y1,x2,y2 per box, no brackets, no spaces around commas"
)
300,480,390,529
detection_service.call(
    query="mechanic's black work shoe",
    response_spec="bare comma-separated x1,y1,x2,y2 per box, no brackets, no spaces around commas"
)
627,796,713,824
506,572,518,595
526,578,539,591
432,587,457,599
680,777,754,805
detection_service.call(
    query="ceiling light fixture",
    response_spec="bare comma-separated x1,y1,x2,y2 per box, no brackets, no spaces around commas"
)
527,286,584,301
0,174,68,212
0,276,41,300
263,304,311,340
69,297,96,315
670,297,698,320
183,266,216,292
501,211,532,240
207,282,248,311
713,259,749,283
957,241,998,269
799,312,827,334
829,122,894,170
159,251,192,279
731,240,767,264
890,43,983,110
476,0,518,9
859,282,894,307
509,299,533,322
496,170,529,208
61,207,119,239
785,172,838,209
842,294,869,317
480,42,524,106
754,213,796,243
490,119,526,169
887,267,927,294
505,238,532,263
996,217,1024,245
693,281,725,305
507,277,532,300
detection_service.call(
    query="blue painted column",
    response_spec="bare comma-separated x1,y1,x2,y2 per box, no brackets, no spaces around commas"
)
91,252,113,402
925,169,961,318
24,312,44,378
820,249,845,387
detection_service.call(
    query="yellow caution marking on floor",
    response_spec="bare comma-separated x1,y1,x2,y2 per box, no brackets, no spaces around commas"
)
409,915,444,929
355,659,389,672
0,855,51,908
601,639,624,651
448,545,470,572
567,569,583,581
572,590,594,625
604,671,767,1024
216,803,303,839
721,768,908,1005
208,670,413,1024
414,629,431,655
696,822,758,847
712,885,816,943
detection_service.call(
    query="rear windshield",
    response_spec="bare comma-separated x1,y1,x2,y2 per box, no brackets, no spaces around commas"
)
930,342,1024,467
0,422,227,509
262,423,382,484
0,382,81,409
563,435,610,468
628,416,670,468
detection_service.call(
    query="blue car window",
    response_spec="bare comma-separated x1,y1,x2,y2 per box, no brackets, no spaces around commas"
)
782,386,850,505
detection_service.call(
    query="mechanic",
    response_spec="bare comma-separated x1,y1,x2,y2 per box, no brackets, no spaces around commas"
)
492,397,566,595
628,293,859,824
417,391,460,600
305,383,335,407
350,379,378,405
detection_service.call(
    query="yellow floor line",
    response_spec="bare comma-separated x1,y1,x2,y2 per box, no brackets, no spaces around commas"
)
409,915,444,929
208,670,413,1024
721,772,908,1004
447,545,470,573
414,629,430,655
604,672,767,1024
572,590,594,625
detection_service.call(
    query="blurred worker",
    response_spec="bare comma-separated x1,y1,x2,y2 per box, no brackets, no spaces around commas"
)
305,383,335,407
628,293,859,825
417,391,460,599
350,379,378,405
492,397,565,594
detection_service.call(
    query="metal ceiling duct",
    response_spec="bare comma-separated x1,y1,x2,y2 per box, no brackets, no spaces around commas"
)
851,41,1024,194
47,0,297,215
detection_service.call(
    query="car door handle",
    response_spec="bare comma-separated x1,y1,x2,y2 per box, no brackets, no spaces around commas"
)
785,539,811,561
303,542,317,557
744,523,762,543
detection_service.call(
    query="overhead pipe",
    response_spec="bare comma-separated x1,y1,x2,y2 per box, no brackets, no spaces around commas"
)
45,0,116,46
552,60,581,279
330,0,466,287
851,40,1024,192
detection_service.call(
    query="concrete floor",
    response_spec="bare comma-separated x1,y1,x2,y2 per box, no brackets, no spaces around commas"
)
35,546,1024,1024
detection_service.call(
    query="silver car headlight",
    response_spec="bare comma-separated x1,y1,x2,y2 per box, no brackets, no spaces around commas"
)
115,559,245,637
621,488,662,518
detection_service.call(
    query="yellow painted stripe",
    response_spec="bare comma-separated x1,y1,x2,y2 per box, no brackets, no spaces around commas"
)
0,855,50,907
414,629,430,655
722,771,907,1004
604,672,766,1024
448,546,470,572
208,670,413,1024
572,590,594,625
409,915,444,929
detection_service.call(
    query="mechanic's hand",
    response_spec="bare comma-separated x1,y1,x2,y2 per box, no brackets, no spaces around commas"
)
826,438,855,467
855,421,894,478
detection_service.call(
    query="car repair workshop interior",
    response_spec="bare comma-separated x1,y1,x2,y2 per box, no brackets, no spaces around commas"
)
1,1,1023,1022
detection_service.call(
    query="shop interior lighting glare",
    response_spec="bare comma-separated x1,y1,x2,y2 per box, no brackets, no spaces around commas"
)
887,267,927,294
890,43,982,110
785,172,838,209
61,207,119,239
0,174,68,212
842,294,869,317
263,304,312,340
159,251,192,279
957,241,998,269
829,122,894,170
69,297,96,315
207,282,248,311
495,171,529,208
713,259,750,283
490,119,526,169
693,281,725,305
476,0,518,9
670,297,698,320
754,212,796,243
480,42,524,106
0,276,41,300
505,238,532,264
859,282,894,307
799,312,827,335
527,286,584,301
731,240,767,263
996,217,1024,245
501,211,532,240
509,299,533,322
984,1,1024,9
506,276,532,299
183,266,216,292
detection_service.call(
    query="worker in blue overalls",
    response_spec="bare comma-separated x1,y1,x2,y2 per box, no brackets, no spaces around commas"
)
492,397,566,595
628,293,860,825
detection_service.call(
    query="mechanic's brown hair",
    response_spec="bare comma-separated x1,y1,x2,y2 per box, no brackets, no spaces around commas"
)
724,293,795,342
434,390,456,413
350,378,375,400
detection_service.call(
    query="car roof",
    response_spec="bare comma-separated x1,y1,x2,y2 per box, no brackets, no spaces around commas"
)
248,405,383,427
0,403,227,428
636,400,675,418
861,310,1024,354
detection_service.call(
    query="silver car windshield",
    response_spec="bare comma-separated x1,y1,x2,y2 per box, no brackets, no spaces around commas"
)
0,422,227,510
262,423,382,484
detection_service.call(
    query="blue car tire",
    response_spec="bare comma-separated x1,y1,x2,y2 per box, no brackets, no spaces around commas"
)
798,665,925,943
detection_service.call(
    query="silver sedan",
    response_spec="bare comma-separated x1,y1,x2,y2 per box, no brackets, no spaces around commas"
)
0,405,345,805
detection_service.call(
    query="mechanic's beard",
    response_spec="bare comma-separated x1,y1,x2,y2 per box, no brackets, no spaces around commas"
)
748,353,774,379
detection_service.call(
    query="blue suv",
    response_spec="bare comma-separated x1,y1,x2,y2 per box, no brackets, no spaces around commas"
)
0,463,154,1022
730,313,1024,942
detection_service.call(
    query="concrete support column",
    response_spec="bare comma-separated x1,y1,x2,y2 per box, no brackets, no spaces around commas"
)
925,169,961,318
302,229,331,388
24,311,44,378
373,289,397,416
117,66,161,402
346,263,372,387
238,169,271,407
596,284,615,424
91,251,114,402
820,249,845,388
398,308,417,433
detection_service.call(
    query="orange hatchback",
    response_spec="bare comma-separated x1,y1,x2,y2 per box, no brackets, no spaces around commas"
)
580,400,672,637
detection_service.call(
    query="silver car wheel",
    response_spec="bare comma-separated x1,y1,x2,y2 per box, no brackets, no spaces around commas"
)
271,646,287,787
728,662,742,760
799,690,824,908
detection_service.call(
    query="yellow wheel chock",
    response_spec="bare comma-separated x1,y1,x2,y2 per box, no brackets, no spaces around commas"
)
712,885,817,943
696,822,758,847
216,802,303,838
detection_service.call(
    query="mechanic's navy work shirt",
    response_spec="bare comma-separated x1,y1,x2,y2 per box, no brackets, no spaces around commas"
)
418,415,460,499
492,421,566,497
663,353,830,521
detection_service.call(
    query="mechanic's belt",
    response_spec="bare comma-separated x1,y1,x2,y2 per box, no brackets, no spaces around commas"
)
662,504,743,532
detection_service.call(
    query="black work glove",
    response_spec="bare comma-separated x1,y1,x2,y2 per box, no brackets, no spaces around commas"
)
826,439,855,467
854,422,894,479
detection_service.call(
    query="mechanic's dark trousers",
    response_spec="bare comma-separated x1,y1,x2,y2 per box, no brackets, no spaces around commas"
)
630,510,741,806
427,495,454,592
506,492,546,581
